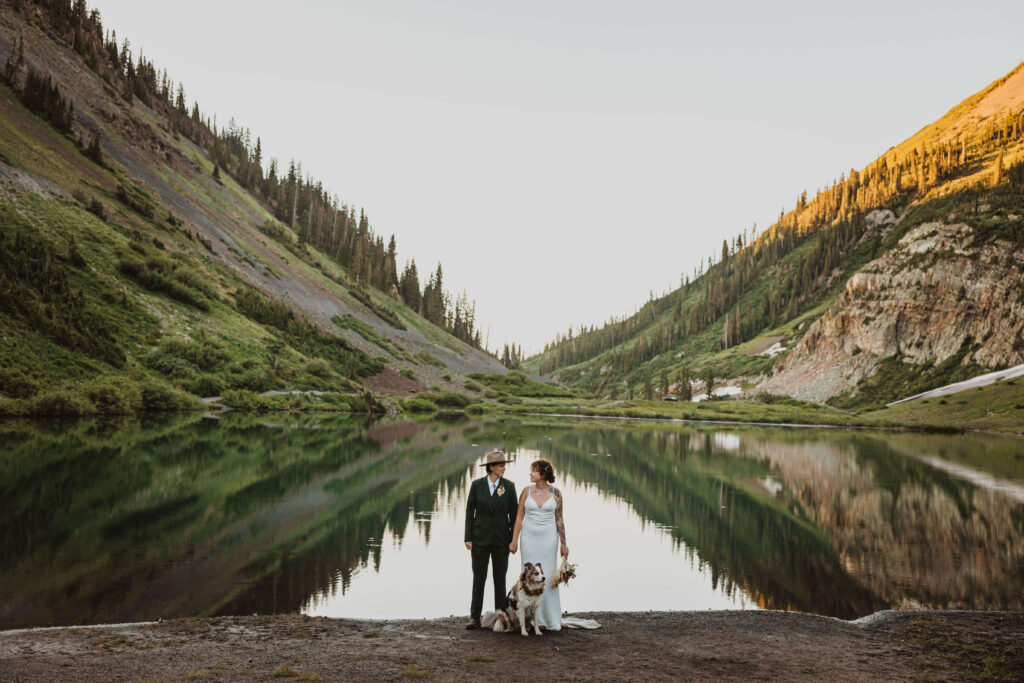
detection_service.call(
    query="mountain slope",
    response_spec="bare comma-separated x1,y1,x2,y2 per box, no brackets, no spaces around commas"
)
0,1,503,412
525,64,1024,406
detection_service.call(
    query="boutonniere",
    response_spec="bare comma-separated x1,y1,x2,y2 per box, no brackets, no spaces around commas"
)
497,484,505,496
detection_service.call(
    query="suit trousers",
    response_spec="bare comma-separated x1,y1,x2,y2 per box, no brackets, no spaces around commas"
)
470,543,509,619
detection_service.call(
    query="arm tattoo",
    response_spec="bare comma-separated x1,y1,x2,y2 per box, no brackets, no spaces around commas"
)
553,488,567,546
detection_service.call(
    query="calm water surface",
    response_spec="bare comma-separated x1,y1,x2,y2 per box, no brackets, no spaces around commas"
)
2,413,1023,629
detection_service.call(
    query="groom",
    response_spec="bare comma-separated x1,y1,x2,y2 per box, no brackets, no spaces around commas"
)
464,450,517,629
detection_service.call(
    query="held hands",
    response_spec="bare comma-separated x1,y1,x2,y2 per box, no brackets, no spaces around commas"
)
509,541,518,554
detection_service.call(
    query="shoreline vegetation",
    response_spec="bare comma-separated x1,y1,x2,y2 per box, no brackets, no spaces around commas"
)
2,610,1022,681
3,370,1024,436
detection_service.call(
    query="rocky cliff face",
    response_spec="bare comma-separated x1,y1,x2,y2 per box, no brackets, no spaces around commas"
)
759,219,1024,402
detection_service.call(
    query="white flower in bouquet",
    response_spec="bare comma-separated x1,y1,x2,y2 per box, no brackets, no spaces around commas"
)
553,559,577,587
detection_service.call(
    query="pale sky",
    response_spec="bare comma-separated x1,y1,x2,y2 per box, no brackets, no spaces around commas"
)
92,1,1023,353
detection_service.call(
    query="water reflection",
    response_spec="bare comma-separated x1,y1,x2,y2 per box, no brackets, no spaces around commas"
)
0,414,1022,628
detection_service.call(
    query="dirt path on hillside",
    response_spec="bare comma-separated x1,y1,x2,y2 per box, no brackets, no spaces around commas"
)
742,335,786,356
2,610,1022,682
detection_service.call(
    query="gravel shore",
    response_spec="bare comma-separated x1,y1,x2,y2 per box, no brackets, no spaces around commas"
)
2,610,1022,682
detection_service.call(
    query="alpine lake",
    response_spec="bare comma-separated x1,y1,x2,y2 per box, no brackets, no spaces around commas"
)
2,412,1023,630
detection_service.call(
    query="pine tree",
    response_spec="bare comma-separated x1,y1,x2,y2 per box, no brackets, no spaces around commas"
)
85,129,102,164
399,259,421,310
2,34,24,88
679,367,692,401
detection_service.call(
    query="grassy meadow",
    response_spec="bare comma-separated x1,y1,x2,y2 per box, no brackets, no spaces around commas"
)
459,371,1024,435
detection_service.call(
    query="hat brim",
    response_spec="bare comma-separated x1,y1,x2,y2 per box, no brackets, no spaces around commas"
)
480,460,513,466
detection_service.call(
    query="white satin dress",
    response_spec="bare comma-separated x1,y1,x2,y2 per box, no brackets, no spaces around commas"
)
520,490,561,631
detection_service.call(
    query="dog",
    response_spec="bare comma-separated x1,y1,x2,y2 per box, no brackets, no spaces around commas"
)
481,562,546,636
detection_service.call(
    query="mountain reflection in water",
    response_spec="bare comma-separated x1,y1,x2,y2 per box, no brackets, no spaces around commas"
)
1,414,1021,628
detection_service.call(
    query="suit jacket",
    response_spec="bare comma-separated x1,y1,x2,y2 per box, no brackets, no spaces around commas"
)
464,476,517,547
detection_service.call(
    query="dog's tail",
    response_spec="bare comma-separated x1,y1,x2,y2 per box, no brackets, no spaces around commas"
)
480,611,499,629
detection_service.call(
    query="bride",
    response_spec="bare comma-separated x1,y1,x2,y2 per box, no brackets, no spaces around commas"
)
509,459,568,632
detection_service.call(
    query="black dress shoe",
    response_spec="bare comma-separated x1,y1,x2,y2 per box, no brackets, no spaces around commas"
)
465,618,481,630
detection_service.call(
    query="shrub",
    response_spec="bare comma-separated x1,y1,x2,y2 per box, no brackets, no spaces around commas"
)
317,393,353,410
66,235,86,267
188,373,224,397
465,403,487,416
333,314,402,359
87,197,106,220
115,181,156,218
221,389,261,411
239,287,380,378
350,287,406,329
85,130,104,164
418,390,471,408
0,367,40,399
119,254,210,311
0,225,125,367
464,379,483,392
144,350,197,379
465,371,572,398
305,359,332,378
403,398,438,413
26,389,95,416
347,391,383,413
232,368,277,392
259,220,294,245
82,378,140,413
399,368,416,380
139,379,199,411
160,337,229,371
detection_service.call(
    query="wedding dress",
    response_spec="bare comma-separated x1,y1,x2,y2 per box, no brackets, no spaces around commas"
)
520,490,561,631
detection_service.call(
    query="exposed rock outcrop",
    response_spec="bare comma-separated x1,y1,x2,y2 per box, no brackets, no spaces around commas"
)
759,221,1024,402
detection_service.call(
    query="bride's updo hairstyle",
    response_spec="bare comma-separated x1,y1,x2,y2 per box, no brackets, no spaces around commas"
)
531,459,555,484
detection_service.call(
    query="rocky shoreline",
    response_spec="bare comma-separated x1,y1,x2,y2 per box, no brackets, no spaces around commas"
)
2,610,1022,682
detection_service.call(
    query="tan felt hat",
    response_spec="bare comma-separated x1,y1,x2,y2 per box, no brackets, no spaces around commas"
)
480,450,513,466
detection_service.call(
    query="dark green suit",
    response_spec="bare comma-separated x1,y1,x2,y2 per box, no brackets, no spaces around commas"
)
465,475,517,619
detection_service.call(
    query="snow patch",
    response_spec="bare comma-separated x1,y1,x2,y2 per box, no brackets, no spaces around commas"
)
757,342,787,357
692,385,743,402
887,362,1024,405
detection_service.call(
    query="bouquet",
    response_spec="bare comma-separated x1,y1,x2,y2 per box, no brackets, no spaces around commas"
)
552,556,577,588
